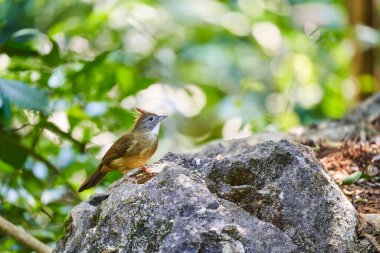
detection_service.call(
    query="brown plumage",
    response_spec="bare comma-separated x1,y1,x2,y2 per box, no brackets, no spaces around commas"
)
78,108,167,192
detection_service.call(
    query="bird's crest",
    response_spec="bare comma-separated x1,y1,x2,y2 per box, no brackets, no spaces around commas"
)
135,107,148,116
133,107,152,124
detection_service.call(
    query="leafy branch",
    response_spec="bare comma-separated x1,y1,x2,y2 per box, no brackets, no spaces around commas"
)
40,121,86,153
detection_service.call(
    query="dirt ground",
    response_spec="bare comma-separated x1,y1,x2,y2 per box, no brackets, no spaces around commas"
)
316,141,380,214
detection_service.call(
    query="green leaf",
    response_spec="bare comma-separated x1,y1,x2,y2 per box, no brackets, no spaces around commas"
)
0,159,15,173
0,79,48,112
3,29,41,56
0,133,28,168
340,171,362,185
42,38,61,66
0,96,12,127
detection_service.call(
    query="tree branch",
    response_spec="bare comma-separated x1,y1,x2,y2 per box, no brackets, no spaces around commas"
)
22,145,81,201
41,121,86,153
0,216,52,253
6,121,87,153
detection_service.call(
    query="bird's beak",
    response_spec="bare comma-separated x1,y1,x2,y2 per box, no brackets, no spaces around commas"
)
159,115,168,121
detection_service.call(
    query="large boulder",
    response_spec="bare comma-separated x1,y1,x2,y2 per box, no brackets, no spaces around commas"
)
55,140,360,253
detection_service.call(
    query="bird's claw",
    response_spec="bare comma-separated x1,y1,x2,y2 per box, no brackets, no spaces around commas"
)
140,165,153,174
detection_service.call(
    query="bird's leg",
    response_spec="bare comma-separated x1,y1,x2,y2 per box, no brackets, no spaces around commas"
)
139,165,153,174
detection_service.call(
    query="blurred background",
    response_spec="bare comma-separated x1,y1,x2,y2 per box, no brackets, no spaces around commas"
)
0,0,379,251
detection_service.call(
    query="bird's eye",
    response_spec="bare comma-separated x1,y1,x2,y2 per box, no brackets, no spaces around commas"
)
148,117,154,121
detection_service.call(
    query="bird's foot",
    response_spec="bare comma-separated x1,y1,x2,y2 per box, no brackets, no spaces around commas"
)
139,165,153,175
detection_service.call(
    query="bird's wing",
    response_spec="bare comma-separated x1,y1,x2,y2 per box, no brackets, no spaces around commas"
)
100,133,135,166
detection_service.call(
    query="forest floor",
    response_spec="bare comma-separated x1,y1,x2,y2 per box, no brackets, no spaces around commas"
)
316,141,380,214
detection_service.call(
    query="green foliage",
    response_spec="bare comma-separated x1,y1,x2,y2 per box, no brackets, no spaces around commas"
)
0,133,28,168
0,79,48,112
0,0,373,251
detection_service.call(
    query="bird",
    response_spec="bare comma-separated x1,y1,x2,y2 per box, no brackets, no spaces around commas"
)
78,108,167,192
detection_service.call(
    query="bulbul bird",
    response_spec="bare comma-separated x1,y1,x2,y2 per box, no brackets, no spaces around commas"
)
78,108,167,192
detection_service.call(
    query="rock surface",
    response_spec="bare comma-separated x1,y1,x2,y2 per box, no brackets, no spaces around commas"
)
299,93,380,143
55,140,360,253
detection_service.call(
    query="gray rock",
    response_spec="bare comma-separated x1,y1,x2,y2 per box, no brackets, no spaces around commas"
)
298,93,380,143
55,140,360,253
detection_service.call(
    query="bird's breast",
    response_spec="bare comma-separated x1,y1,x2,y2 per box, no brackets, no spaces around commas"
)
110,133,158,172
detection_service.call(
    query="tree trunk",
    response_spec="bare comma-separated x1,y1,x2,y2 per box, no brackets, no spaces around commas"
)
347,0,379,99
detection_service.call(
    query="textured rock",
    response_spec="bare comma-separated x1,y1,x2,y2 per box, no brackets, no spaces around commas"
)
55,140,360,253
298,93,380,142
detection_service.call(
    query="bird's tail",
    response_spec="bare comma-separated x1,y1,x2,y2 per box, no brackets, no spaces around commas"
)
78,166,108,192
